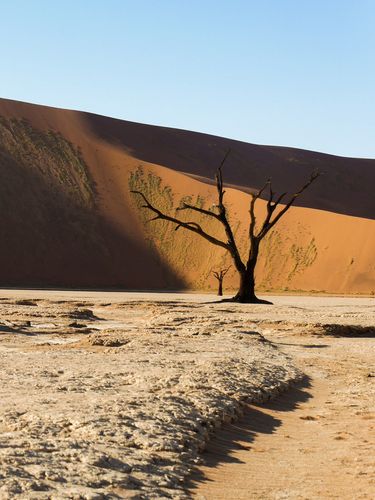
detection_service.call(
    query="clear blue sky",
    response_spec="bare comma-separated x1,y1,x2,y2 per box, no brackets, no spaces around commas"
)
1,0,374,158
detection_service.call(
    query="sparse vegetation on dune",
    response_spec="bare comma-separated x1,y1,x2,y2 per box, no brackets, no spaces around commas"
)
129,167,234,289
0,116,95,207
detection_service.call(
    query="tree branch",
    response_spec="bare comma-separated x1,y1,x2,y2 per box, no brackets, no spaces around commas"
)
131,190,230,251
221,265,231,277
215,148,231,205
212,265,231,281
249,179,271,239
257,171,320,239
177,202,220,220
213,152,246,273
175,221,202,231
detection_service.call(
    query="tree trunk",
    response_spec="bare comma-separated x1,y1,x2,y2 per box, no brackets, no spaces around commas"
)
232,270,259,303
232,245,272,304
217,279,223,296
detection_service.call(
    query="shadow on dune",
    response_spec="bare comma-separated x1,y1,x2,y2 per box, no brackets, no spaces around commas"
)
84,112,375,220
186,377,312,491
0,140,185,290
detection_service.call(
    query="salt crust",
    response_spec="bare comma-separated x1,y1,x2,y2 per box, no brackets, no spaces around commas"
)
0,298,301,499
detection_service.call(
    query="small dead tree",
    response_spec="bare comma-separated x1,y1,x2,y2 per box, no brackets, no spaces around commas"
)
212,266,231,296
131,152,319,303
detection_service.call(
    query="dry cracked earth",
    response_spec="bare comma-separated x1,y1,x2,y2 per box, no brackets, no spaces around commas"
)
0,291,374,499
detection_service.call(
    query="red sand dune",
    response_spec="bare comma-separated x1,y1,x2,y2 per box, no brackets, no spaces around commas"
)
0,97,374,294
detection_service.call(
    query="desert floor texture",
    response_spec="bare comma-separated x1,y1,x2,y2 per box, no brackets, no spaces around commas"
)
0,291,374,499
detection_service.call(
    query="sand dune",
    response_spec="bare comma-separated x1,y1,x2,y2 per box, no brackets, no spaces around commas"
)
0,97,374,293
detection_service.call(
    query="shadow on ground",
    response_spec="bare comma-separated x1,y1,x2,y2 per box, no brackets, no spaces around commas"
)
272,341,329,349
186,376,312,491
317,324,375,338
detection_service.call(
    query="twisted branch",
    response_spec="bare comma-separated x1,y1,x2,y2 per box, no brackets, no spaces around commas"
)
257,171,320,240
212,265,231,280
130,190,230,251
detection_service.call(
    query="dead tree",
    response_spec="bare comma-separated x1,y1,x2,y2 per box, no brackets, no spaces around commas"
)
131,152,319,303
212,266,231,296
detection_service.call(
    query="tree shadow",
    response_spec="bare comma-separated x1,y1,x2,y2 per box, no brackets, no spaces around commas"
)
271,341,329,349
202,297,273,305
186,376,311,491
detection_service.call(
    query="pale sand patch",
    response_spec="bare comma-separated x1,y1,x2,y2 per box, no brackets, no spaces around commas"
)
191,299,375,499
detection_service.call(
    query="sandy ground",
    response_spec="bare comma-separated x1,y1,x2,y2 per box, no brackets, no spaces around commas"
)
0,291,374,499
190,297,375,499
0,291,299,499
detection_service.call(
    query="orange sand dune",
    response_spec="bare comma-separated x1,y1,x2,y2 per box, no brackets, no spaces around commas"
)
0,97,374,293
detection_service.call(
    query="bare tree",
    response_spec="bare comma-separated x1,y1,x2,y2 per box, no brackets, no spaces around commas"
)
131,152,319,303
212,266,231,296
